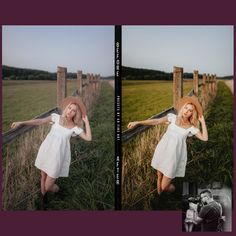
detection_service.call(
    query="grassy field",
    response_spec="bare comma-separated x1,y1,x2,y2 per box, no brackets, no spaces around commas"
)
2,81,114,210
185,81,233,186
45,81,114,210
122,81,232,210
2,80,77,132
122,80,194,131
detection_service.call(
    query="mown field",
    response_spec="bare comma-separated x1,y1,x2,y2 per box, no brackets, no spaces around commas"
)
122,80,194,131
2,81,114,210
2,80,78,132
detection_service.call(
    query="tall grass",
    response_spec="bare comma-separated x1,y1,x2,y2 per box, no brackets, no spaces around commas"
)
185,81,233,186
2,125,50,210
2,81,114,210
121,81,222,210
45,81,114,210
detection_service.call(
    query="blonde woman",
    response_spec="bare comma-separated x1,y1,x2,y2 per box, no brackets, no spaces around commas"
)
11,96,92,208
127,96,208,194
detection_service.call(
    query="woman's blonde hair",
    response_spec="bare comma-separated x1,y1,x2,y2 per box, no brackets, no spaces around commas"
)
177,103,199,127
61,102,82,127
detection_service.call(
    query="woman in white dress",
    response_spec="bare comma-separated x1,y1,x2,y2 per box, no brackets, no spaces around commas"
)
11,96,92,206
127,96,208,195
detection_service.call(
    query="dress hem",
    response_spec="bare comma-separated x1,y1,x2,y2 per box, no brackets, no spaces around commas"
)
151,165,185,179
35,165,69,179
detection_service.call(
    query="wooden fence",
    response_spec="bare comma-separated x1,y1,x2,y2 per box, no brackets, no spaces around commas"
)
122,66,217,143
3,66,101,145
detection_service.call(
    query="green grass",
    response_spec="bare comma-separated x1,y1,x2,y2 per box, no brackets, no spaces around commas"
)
122,81,232,210
2,81,114,210
122,125,183,210
122,80,194,131
185,81,233,186
39,81,115,210
2,80,77,132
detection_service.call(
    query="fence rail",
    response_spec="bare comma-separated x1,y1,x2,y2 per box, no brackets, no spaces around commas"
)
3,107,59,145
122,66,217,143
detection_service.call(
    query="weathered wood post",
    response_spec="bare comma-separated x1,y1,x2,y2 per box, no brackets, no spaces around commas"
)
95,74,99,95
77,70,83,95
193,70,199,96
206,74,210,94
98,74,101,94
57,66,67,107
84,73,90,111
210,74,214,95
213,74,217,95
202,73,208,110
173,66,183,108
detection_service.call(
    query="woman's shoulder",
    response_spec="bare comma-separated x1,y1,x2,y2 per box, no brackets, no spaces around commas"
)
72,125,84,136
187,126,200,136
167,113,176,122
51,113,60,122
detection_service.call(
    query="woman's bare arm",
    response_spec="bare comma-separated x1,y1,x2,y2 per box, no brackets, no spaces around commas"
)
79,115,92,141
127,116,168,129
11,116,52,129
195,115,208,141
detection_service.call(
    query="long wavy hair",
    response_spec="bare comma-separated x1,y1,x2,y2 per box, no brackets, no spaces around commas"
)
177,103,199,127
61,102,83,127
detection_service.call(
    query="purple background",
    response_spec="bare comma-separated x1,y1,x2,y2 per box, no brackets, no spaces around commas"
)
0,0,235,235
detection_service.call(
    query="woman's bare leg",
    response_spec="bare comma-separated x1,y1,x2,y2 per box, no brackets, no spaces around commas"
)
189,223,194,232
45,176,59,193
40,171,47,195
157,170,163,194
161,175,173,192
184,223,189,232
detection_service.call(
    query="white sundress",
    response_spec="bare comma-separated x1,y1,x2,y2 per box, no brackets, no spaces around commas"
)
151,113,199,179
35,113,83,178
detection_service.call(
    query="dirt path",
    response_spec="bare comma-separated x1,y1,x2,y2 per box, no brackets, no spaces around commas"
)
224,80,233,94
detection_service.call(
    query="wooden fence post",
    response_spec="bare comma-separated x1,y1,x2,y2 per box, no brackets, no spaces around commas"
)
210,74,213,95
213,74,217,95
201,73,208,111
202,73,206,85
77,70,83,95
206,74,210,93
57,66,67,107
193,70,199,96
173,66,183,108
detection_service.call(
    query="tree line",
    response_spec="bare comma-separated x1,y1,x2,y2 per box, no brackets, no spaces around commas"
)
122,66,203,80
2,65,77,80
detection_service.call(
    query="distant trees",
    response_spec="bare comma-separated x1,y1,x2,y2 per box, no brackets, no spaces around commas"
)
122,66,205,80
122,66,172,80
2,65,77,80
